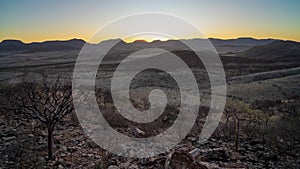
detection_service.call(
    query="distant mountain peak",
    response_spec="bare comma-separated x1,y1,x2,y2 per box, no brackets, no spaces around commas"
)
1,39,25,45
65,38,86,43
132,39,148,43
0,39,27,51
152,40,163,43
98,38,126,45
29,38,86,44
236,37,256,40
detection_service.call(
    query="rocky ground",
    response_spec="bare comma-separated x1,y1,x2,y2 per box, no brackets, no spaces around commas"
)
1,114,299,169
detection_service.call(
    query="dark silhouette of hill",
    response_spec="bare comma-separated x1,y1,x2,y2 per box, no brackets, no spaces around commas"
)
239,40,300,58
0,40,28,51
127,37,278,49
0,39,86,52
26,39,86,53
209,37,278,46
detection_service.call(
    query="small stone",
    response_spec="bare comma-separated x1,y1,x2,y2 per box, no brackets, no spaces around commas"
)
187,136,198,142
86,140,98,148
37,156,45,162
108,165,120,169
27,134,35,137
5,161,15,165
61,146,67,151
67,147,76,153
129,127,145,137
1,129,17,137
34,145,47,151
189,148,201,160
2,136,16,142
135,128,145,136
47,160,55,166
41,131,47,137
58,164,64,169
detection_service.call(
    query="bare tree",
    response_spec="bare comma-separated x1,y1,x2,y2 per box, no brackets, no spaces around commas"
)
224,98,251,151
1,78,73,160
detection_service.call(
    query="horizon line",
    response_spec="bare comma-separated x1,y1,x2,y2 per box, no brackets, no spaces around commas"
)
1,36,299,44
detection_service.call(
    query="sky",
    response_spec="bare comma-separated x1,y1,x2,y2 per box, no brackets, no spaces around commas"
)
1,0,300,43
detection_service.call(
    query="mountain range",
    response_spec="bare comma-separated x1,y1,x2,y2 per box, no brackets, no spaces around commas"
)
0,37,299,58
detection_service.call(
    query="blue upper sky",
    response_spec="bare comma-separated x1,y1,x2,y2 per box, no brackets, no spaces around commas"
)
1,0,299,42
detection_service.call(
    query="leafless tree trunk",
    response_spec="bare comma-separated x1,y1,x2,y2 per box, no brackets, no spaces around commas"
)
234,117,240,151
47,127,54,160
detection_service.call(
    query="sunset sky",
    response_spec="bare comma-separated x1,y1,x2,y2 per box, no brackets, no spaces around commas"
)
1,0,300,43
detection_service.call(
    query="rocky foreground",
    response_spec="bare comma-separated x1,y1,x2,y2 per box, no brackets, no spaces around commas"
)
0,114,299,169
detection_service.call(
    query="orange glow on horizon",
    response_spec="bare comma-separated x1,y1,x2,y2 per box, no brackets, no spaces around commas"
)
1,33,300,44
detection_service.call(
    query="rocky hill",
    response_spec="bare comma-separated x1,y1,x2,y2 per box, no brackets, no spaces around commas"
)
239,40,300,58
